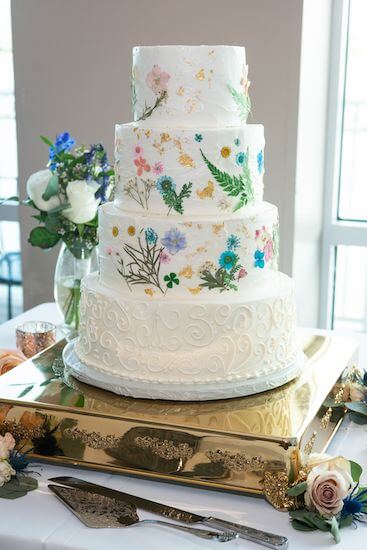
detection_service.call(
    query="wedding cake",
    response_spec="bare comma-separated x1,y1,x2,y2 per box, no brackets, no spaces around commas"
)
67,45,304,400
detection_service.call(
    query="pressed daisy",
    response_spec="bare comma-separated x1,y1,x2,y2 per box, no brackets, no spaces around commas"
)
112,226,119,237
221,146,231,158
219,250,237,271
127,225,136,236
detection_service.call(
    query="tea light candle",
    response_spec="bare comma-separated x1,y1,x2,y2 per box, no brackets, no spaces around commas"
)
16,321,56,358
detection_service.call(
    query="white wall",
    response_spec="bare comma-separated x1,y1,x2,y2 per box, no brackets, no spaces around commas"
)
12,0,304,309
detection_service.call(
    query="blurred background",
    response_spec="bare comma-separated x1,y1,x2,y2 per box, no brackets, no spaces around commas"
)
0,0,366,333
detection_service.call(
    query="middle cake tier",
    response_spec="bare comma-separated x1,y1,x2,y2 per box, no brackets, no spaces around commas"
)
114,123,265,216
98,201,279,298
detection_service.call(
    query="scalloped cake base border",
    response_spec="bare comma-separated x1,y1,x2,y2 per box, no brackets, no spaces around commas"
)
63,339,306,401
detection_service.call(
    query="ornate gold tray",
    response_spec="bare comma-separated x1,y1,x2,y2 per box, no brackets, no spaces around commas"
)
0,331,358,500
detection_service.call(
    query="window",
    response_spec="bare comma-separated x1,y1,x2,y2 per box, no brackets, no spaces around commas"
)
320,0,367,332
0,0,23,321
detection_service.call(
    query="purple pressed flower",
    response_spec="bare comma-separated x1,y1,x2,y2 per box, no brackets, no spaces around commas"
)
161,228,187,255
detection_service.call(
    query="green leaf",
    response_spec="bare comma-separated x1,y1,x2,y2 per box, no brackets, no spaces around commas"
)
42,174,59,201
339,514,353,528
346,401,367,416
0,196,19,205
0,476,38,500
228,85,251,121
350,460,363,482
328,516,341,544
289,510,330,531
287,481,307,496
40,135,53,147
348,411,367,424
28,226,60,249
291,519,317,532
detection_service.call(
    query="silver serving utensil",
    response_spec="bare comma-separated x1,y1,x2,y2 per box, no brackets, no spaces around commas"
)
50,475,288,549
48,485,237,542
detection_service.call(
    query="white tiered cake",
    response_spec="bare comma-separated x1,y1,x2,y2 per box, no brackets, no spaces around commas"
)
66,45,304,400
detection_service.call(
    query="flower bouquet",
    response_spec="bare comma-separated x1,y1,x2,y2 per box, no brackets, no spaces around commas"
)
25,132,114,329
0,432,37,499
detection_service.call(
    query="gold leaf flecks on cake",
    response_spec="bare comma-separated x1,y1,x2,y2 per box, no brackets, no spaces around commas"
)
153,140,165,156
197,223,202,230
161,132,171,143
144,289,154,297
185,98,198,114
196,181,214,200
186,245,207,260
184,222,193,228
112,226,119,237
184,58,193,66
196,68,205,81
179,153,195,168
179,265,193,279
188,286,202,295
212,223,224,235
144,130,151,138
176,86,185,96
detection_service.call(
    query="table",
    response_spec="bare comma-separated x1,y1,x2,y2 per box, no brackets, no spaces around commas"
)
0,304,366,550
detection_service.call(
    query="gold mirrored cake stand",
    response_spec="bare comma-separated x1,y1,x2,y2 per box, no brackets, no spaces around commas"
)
0,330,358,503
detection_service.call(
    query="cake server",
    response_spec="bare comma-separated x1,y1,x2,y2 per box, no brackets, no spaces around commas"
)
50,476,288,549
49,485,237,541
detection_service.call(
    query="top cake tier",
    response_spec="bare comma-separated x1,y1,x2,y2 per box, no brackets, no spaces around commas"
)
132,45,250,127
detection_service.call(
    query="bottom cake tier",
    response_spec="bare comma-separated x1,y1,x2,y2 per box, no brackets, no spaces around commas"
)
71,272,304,400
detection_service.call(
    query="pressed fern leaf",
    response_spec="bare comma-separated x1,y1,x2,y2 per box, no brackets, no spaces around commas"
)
162,182,193,214
200,150,253,210
228,85,251,121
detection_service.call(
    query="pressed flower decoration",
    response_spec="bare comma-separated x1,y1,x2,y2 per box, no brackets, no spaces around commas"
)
235,151,247,167
136,65,170,121
199,233,245,292
221,146,231,158
257,150,264,173
161,228,187,255
254,249,265,268
195,133,203,143
164,272,180,289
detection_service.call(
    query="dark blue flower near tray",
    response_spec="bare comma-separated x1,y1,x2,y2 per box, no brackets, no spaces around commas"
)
342,484,367,523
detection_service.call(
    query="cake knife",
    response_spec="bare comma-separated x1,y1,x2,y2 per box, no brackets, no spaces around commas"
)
50,476,288,549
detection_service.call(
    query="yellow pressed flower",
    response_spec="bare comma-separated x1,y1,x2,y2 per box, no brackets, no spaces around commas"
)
112,226,119,237
221,146,231,158
127,225,136,236
145,288,154,297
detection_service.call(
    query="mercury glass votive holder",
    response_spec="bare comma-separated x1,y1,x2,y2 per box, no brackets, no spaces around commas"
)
16,321,56,358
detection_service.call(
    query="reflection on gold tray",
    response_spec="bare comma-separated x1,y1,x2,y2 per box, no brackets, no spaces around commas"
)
0,330,358,499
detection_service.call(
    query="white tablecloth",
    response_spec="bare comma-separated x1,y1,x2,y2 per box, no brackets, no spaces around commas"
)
0,304,366,550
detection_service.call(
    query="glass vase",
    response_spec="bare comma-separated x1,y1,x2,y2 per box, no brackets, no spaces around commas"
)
54,243,98,332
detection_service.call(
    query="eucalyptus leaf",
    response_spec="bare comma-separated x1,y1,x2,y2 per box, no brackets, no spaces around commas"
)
42,174,59,201
346,402,367,416
350,460,363,482
28,227,60,249
287,481,307,496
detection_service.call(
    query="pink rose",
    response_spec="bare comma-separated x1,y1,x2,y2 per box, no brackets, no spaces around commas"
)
146,65,170,95
304,457,352,518
0,432,15,460
152,161,164,176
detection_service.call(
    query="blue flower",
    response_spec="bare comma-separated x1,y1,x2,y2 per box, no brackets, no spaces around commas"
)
49,132,75,164
342,484,367,523
161,228,187,254
257,150,264,173
227,234,240,250
195,133,203,142
145,227,158,244
156,175,176,195
236,151,246,167
8,449,30,473
234,138,241,147
254,249,265,268
219,250,237,271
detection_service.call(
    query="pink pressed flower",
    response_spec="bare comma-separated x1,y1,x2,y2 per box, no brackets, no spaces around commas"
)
106,246,113,256
264,240,274,261
134,156,151,176
152,161,164,175
159,250,171,264
146,65,171,95
238,268,248,280
134,145,144,157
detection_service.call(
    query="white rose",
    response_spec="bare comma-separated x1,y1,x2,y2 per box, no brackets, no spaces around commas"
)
63,180,100,224
304,457,353,518
0,433,15,460
26,169,60,211
0,461,15,487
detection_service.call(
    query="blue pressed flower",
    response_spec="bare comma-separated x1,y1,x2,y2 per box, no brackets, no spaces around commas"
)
234,138,241,147
8,449,30,473
161,228,187,254
195,133,203,142
156,175,176,195
257,150,264,173
219,250,237,271
236,151,246,166
254,249,265,268
145,227,158,244
227,234,241,250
